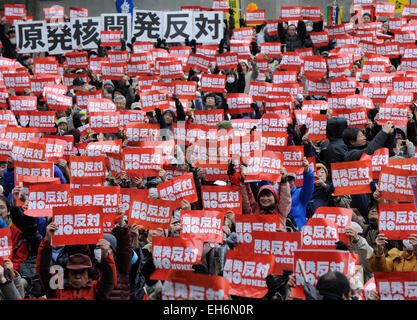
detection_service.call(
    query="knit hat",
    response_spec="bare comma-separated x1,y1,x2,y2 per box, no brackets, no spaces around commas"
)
103,79,115,88
66,253,92,270
103,233,117,254
316,163,328,177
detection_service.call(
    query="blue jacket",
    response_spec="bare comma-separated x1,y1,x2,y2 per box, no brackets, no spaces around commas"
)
258,169,315,229
0,218,8,228
288,169,315,230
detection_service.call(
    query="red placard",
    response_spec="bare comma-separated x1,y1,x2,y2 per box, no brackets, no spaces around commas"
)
76,90,103,109
389,157,417,172
279,52,302,71
14,161,54,182
266,20,279,36
125,123,159,145
159,60,183,79
101,63,126,81
0,127,37,141
281,6,302,21
233,27,254,40
43,6,65,22
310,31,329,47
8,96,37,113
307,114,327,141
235,214,280,244
311,207,353,244
45,92,73,111
301,6,322,21
63,73,88,88
25,184,70,217
201,185,242,215
0,228,12,262
108,50,129,64
378,203,417,240
157,172,198,208
223,248,275,298
139,89,170,113
89,112,120,133
89,57,110,73
248,81,273,101
122,147,163,178
226,93,253,114
3,4,26,23
360,148,389,180
33,57,59,76
132,42,154,54
240,231,301,274
345,94,374,109
100,31,122,47
260,42,282,58
375,272,417,300
180,210,225,243
173,81,197,100
245,10,266,25
87,98,116,113
377,104,409,127
301,218,340,250
162,270,229,300
72,186,120,215
51,206,104,246
333,107,368,129
229,39,251,59
244,151,283,183
215,52,239,70
330,76,357,94
302,55,327,80
187,53,211,73
292,250,356,299
10,141,46,163
69,7,88,19
0,138,14,162
200,74,226,93
65,52,89,69
402,5,417,19
30,137,66,163
3,72,31,92
331,160,372,196
18,111,56,133
378,166,414,202
69,155,106,184
258,113,288,133
150,237,204,281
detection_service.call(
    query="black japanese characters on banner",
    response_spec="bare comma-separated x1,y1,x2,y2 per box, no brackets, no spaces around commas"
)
14,11,225,53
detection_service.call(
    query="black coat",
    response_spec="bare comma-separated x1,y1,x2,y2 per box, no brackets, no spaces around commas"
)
319,117,348,166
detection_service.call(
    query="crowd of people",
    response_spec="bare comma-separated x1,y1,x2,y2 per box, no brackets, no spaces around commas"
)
1,1,417,301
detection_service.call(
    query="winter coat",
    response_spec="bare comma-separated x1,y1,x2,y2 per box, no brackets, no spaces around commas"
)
36,239,117,300
107,225,132,300
350,236,374,283
240,182,292,231
306,182,335,219
369,248,417,272
288,170,315,229
278,21,308,52
344,130,394,162
319,117,348,166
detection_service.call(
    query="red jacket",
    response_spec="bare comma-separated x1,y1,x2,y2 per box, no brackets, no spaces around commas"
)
241,183,292,230
36,239,117,300
10,224,29,271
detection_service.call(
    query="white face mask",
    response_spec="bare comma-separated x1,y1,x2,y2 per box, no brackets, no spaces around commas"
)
306,26,313,32
9,37,16,45
227,77,235,83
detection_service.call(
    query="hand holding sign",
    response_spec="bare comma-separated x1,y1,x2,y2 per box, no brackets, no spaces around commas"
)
375,233,388,256
96,239,111,258
45,222,58,242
